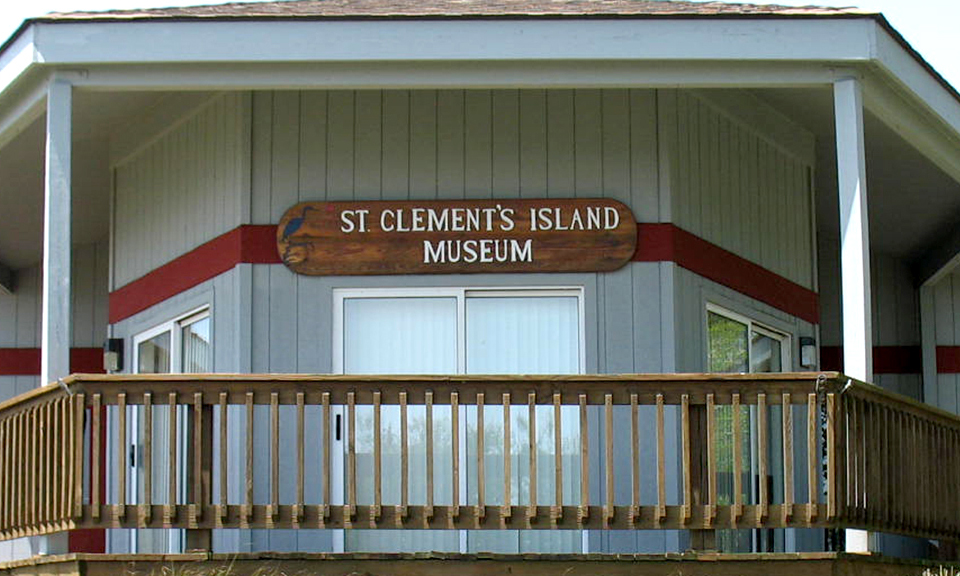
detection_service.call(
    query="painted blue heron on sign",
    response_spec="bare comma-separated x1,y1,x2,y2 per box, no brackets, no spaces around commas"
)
281,205,316,241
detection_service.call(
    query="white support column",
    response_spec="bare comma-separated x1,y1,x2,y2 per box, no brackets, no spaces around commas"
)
40,77,72,387
834,76,872,554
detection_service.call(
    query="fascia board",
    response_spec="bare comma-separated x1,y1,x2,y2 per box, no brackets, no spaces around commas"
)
870,23,960,146
29,19,876,65
0,27,37,96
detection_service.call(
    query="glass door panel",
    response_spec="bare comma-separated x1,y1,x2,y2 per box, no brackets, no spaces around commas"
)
465,295,582,553
343,297,460,552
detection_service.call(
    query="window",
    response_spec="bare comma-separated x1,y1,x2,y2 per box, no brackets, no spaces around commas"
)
707,304,789,375
127,308,211,554
707,304,791,553
333,288,584,554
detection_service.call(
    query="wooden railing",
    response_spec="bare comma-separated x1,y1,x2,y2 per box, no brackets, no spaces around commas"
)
0,373,957,545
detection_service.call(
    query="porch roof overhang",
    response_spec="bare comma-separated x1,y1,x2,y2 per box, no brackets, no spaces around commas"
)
0,8,959,282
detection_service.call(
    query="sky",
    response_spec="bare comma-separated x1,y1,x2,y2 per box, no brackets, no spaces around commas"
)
0,0,958,91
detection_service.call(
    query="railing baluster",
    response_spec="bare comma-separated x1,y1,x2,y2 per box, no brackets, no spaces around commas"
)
40,404,48,530
23,409,30,532
826,393,837,520
604,393,614,526
322,391,331,524
295,392,304,527
0,416,6,535
117,393,127,524
92,394,102,521
451,391,460,522
373,391,381,524
219,392,228,525
847,394,857,521
630,393,639,524
399,391,408,522
579,393,589,525
347,391,357,523
476,392,485,523
46,404,53,529
244,392,254,527
33,407,39,531
17,412,24,534
74,394,85,521
59,399,68,528
732,393,742,526
143,392,153,526
528,392,537,522
681,394,691,524
895,410,903,531
656,393,666,524
782,392,794,524
757,393,768,524
192,392,204,528
501,392,510,525
553,392,562,525
706,393,717,526
269,392,279,527
868,400,876,525
426,391,435,524
859,397,868,522
0,416,7,535
11,414,18,535
883,405,891,531
806,393,817,522
166,392,177,526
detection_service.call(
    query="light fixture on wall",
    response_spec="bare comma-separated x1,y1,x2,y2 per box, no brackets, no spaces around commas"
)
800,336,817,369
104,338,123,372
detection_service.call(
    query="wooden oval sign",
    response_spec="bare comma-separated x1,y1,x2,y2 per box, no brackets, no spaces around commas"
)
277,199,637,276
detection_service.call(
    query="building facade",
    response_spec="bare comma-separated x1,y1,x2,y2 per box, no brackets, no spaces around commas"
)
1,0,960,572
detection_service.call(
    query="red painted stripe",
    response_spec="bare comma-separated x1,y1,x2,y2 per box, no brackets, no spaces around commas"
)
0,348,105,376
108,225,278,323
240,224,283,264
109,222,818,325
634,224,819,324
937,346,960,373
820,345,923,374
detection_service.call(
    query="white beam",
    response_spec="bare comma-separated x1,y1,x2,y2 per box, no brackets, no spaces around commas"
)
40,76,72,387
834,75,872,555
71,60,842,92
31,19,875,66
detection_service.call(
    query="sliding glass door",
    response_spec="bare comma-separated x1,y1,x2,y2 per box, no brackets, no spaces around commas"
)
334,288,584,553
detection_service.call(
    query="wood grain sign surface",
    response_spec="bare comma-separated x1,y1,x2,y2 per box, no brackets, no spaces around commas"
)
277,199,637,275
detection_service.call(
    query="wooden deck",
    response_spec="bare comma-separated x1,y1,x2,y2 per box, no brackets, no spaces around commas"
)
2,552,960,576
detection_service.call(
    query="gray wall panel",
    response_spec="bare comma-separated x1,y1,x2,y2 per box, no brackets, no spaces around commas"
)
113,93,249,288
671,91,814,290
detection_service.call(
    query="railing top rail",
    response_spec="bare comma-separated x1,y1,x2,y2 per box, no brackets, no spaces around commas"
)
61,372,840,385
45,372,845,406
0,371,847,413
0,379,70,414
844,376,960,429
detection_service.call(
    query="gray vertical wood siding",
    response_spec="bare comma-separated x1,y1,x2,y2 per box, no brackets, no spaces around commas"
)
670,91,815,291
112,93,251,288
0,239,108,403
